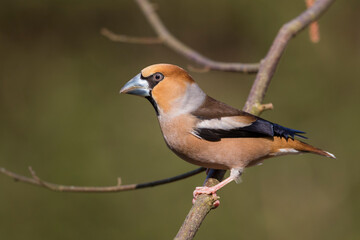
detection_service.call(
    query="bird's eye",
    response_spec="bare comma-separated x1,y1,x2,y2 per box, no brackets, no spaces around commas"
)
153,73,164,81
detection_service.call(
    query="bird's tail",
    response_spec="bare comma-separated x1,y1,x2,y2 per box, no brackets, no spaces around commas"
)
272,137,336,159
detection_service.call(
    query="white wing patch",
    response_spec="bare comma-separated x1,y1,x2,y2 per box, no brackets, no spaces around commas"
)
196,117,252,130
278,148,299,153
270,148,300,156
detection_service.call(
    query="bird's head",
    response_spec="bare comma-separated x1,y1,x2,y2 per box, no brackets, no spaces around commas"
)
120,64,205,115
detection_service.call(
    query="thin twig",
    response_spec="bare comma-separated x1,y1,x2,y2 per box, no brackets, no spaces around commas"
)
254,103,274,114
102,0,260,73
176,0,334,239
187,65,211,73
0,166,205,192
243,0,334,114
101,28,163,44
134,0,260,73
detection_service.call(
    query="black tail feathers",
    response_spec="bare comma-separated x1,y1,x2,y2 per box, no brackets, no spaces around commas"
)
273,123,307,140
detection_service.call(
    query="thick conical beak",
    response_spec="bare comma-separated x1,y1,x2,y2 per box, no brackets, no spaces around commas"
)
120,73,150,97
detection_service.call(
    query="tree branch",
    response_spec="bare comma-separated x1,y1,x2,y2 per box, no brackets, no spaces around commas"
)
175,169,226,240
100,28,163,44
102,0,260,73
175,0,335,239
243,0,334,115
0,166,205,192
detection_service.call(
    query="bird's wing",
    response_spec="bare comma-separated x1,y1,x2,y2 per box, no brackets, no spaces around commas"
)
191,96,306,142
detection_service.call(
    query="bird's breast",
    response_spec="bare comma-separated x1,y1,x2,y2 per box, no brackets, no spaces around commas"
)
158,114,194,153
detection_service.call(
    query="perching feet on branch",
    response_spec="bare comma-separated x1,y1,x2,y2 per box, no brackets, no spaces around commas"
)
192,168,244,207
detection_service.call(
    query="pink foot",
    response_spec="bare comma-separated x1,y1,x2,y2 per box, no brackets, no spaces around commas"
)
192,186,220,208
193,186,218,197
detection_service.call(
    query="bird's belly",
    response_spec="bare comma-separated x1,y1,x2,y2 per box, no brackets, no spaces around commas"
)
162,127,272,169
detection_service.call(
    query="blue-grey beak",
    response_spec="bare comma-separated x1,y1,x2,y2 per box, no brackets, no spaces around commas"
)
120,73,150,97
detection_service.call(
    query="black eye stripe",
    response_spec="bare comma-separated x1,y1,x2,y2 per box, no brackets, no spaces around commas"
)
141,72,164,89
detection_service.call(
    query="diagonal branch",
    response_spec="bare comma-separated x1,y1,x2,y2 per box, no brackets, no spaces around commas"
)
102,0,260,73
243,0,334,115
175,0,335,239
0,166,205,192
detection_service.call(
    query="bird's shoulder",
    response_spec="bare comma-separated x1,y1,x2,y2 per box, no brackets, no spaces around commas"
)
191,96,254,120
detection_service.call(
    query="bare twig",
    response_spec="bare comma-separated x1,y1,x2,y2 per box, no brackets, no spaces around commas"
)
187,65,210,73
101,28,163,44
176,0,334,239
102,0,260,73
243,0,334,115
254,102,274,114
0,166,205,192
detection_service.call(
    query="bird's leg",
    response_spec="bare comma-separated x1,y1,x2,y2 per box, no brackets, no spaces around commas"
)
192,168,243,206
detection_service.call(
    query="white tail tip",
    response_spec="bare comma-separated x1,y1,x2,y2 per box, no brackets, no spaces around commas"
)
325,151,336,159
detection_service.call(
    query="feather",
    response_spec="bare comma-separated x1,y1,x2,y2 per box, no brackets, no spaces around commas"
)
191,97,307,141
273,124,307,139
191,96,254,120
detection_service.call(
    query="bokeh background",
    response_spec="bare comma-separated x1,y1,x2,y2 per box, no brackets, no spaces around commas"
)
0,0,359,239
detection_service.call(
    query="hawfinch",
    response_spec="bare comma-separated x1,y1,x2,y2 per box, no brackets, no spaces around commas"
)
120,64,335,199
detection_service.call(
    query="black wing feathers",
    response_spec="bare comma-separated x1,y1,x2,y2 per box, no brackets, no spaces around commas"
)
193,118,273,142
240,119,274,137
191,96,307,141
194,127,271,142
195,119,307,142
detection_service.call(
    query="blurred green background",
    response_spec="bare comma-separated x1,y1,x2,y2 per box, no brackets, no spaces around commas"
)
0,0,359,239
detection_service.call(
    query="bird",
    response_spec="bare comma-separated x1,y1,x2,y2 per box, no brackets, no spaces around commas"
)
120,63,335,202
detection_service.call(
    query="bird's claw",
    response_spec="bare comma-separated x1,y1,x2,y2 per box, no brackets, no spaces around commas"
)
193,186,217,197
192,186,220,208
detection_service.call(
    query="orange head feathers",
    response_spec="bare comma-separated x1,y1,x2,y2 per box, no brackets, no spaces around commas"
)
121,63,203,115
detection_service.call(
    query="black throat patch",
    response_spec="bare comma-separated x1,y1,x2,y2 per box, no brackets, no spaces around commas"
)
146,94,159,116
141,73,163,116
